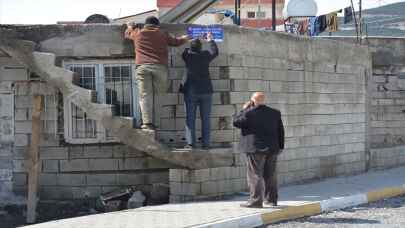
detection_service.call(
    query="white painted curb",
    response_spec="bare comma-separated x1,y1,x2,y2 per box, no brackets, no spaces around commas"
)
195,185,405,228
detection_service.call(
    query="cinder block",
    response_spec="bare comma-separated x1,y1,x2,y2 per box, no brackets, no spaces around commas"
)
82,145,113,158
211,130,234,143
13,134,28,147
12,173,27,186
15,96,32,108
201,181,219,195
118,158,147,170
228,54,243,66
86,174,117,185
160,93,179,106
89,159,119,171
116,173,146,185
228,67,246,79
56,174,86,188
39,186,73,200
60,159,89,172
169,169,183,182
39,173,57,186
40,147,68,160
14,121,32,134
71,186,102,199
15,109,28,121
193,169,210,183
147,171,169,184
13,159,29,172
182,183,201,196
42,160,59,172
229,92,250,104
212,80,230,91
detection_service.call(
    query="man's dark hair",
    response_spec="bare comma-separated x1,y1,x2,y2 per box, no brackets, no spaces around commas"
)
190,39,202,52
145,16,160,26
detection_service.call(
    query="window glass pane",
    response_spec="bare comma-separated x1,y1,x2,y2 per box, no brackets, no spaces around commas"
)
69,65,96,90
104,65,133,117
247,11,255,18
70,103,97,139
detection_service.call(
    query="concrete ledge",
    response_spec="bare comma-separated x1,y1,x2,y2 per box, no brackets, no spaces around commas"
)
196,185,405,228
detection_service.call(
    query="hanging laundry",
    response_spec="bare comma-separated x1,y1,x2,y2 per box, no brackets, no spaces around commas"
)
344,7,353,24
310,16,327,36
297,19,309,35
327,12,338,32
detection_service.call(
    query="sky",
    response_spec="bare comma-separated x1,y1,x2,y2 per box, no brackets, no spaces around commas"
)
0,0,404,24
0,0,157,24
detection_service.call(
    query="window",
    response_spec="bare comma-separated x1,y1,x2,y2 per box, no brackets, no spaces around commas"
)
256,11,266,19
247,11,256,19
63,60,140,144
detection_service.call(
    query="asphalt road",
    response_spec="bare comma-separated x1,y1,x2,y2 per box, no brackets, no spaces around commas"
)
265,195,405,228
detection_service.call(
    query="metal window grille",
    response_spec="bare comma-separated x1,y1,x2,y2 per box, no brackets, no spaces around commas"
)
64,61,139,144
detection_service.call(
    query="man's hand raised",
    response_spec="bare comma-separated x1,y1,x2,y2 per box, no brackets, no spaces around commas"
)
180,34,191,41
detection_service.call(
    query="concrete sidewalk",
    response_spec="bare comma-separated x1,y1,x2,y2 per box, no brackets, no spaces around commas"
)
24,166,405,228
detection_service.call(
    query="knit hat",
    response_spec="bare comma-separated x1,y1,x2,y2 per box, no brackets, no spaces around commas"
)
144,16,160,26
190,39,202,52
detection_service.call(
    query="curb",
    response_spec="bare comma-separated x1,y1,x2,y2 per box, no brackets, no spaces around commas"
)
195,185,405,228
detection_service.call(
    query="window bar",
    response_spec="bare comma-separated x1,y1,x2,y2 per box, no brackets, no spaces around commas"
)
120,66,124,116
44,94,47,133
130,65,134,117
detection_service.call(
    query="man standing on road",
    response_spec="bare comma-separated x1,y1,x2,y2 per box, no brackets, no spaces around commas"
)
124,16,189,131
233,92,285,208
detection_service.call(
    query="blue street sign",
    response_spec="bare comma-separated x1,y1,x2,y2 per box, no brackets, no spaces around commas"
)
187,26,224,42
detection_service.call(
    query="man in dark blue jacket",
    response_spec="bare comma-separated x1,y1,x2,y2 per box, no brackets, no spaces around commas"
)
182,32,218,149
233,92,285,208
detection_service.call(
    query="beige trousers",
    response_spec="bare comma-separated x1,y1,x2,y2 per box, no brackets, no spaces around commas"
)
135,64,168,127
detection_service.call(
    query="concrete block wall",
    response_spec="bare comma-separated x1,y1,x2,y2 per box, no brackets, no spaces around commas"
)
0,56,27,203
165,26,370,191
367,38,405,149
0,56,174,204
13,144,173,203
164,27,371,202
366,38,405,171
2,24,375,204
370,146,405,169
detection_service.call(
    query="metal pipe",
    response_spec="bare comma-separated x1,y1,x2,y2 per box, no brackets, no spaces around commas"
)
272,0,276,31
237,0,241,25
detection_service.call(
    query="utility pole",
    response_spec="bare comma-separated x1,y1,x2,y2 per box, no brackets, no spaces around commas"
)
234,0,241,25
359,0,363,43
351,0,359,42
272,0,276,31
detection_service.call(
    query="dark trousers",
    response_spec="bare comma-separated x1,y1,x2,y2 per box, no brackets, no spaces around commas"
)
246,152,278,205
184,93,212,147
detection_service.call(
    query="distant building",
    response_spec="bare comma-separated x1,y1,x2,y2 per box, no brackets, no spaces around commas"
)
157,0,285,28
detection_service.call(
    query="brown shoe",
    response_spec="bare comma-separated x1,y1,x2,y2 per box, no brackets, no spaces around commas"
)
240,202,263,208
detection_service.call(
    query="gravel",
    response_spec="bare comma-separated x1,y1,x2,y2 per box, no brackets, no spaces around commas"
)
264,195,405,228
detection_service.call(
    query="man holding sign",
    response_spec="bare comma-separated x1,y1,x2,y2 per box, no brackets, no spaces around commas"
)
181,32,218,149
125,16,189,131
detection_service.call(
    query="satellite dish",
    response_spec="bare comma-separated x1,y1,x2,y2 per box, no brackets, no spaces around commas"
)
85,14,110,24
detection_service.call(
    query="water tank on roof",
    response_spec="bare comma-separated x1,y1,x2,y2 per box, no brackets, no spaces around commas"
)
283,0,318,18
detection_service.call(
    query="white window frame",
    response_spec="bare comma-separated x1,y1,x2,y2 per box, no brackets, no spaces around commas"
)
62,59,140,144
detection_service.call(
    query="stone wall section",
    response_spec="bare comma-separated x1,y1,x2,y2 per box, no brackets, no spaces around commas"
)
1,25,375,203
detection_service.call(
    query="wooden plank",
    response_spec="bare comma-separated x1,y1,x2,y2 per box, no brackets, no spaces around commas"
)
26,95,43,224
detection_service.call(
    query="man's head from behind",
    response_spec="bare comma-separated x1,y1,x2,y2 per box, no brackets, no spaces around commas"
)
251,92,266,106
190,39,202,52
145,16,160,26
